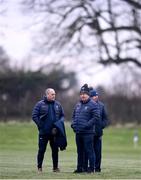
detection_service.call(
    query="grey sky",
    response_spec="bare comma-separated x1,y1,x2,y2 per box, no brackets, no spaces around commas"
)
0,0,137,89
0,0,33,62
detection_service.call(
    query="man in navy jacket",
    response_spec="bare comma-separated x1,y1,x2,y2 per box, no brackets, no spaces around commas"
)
71,84,100,173
32,88,66,173
90,89,108,172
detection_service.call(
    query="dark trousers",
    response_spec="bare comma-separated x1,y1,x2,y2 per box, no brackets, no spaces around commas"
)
37,134,59,169
76,133,95,172
94,136,102,171
83,135,102,171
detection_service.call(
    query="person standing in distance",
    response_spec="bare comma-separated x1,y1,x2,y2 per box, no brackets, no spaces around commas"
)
71,84,100,173
32,88,65,173
90,89,109,172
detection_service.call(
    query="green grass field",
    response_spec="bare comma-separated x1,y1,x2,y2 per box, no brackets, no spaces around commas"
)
0,122,141,179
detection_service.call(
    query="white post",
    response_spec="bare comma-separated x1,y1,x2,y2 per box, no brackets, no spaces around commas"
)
133,130,139,148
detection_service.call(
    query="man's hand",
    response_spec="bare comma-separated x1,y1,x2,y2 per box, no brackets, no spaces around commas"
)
51,128,58,135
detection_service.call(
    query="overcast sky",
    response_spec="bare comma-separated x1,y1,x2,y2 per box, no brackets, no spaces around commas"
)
0,1,33,61
0,0,124,89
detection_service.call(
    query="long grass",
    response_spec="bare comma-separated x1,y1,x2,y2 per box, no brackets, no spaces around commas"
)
0,122,141,179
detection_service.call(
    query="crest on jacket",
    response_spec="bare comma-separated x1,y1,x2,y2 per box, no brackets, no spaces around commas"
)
85,106,88,110
55,105,59,110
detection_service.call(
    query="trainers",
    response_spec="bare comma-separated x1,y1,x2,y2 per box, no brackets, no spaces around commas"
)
38,168,42,173
53,168,60,172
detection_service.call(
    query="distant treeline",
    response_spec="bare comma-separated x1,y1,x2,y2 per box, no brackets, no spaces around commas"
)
102,94,141,125
0,67,77,122
0,69,141,125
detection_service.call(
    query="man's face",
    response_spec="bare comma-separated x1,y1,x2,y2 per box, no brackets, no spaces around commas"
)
92,95,98,102
46,89,56,101
80,93,89,102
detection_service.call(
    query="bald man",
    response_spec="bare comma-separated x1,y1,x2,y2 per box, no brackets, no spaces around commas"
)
32,88,65,173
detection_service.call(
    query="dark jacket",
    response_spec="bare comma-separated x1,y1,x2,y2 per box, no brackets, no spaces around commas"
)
54,120,67,151
32,97,64,135
71,98,100,134
94,101,108,137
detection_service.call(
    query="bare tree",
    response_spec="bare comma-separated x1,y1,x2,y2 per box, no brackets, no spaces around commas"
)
21,0,141,67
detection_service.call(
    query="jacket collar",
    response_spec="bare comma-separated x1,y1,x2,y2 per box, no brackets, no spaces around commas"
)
80,97,90,104
43,96,55,104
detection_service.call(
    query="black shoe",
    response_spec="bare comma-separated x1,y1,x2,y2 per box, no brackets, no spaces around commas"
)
73,169,83,173
53,168,60,172
95,169,101,173
82,168,88,173
87,167,94,173
86,167,94,173
87,170,94,173
38,168,42,173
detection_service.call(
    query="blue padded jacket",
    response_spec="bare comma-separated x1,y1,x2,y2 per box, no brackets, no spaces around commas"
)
94,101,109,136
32,97,64,135
71,98,100,134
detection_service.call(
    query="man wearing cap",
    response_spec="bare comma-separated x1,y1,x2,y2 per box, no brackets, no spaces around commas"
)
90,89,108,172
71,84,100,173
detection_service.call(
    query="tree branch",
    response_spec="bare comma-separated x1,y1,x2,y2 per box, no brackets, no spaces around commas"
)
100,57,141,67
121,0,141,9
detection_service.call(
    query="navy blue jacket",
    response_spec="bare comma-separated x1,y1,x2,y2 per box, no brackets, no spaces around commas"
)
54,120,67,151
94,101,108,137
32,97,64,135
71,98,100,134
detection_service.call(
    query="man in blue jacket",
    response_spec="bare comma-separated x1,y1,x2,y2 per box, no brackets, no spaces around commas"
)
71,84,100,173
90,89,108,172
32,88,65,173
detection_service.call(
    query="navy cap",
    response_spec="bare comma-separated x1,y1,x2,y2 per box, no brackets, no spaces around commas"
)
90,89,98,97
